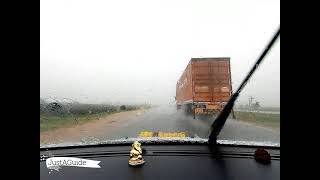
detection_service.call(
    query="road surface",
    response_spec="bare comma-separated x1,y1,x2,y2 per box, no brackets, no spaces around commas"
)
40,105,280,145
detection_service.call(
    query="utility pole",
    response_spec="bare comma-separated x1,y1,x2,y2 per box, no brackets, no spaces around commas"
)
248,96,255,110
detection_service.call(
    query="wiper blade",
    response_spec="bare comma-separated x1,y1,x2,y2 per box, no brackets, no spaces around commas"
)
208,26,280,145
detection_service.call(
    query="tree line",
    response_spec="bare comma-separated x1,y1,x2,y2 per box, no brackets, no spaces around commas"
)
40,99,149,115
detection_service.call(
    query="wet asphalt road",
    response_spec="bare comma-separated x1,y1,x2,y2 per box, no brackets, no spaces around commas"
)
101,105,280,144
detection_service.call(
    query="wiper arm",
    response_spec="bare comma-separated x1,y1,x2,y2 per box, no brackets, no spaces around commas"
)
208,26,280,145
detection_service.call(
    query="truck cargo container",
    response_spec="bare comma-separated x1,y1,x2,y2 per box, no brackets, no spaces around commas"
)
175,57,232,116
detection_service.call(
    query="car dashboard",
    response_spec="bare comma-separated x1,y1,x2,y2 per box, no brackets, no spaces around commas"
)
40,143,280,180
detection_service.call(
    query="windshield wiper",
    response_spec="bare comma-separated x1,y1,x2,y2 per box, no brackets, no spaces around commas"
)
208,26,280,145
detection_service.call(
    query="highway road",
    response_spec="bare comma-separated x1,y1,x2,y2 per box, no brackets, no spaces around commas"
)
40,105,280,146
103,105,280,142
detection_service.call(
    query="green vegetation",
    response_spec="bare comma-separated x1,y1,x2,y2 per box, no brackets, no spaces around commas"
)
232,111,280,129
258,107,280,112
40,112,114,132
235,105,280,112
40,101,151,132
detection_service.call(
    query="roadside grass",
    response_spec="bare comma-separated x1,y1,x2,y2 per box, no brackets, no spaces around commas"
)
40,108,146,132
40,112,117,132
232,111,280,129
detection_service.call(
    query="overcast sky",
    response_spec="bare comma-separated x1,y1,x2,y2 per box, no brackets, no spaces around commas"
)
40,0,280,107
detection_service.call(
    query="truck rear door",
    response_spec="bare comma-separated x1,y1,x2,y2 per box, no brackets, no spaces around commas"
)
192,58,231,103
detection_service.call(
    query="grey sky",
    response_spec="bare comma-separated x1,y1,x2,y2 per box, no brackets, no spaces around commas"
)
40,0,280,106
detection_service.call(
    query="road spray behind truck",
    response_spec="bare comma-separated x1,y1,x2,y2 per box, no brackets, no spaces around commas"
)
175,57,232,117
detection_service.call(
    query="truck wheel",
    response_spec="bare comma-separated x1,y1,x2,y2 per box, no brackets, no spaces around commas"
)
193,110,196,119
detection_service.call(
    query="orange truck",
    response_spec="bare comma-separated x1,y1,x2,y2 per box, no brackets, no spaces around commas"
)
175,58,232,116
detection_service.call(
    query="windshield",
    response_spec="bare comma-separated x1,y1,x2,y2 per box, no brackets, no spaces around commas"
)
40,0,280,147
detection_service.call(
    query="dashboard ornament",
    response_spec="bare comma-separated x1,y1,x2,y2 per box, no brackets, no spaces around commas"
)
254,148,271,164
129,141,145,166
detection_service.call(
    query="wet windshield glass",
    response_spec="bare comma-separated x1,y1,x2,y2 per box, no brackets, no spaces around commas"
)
40,0,280,147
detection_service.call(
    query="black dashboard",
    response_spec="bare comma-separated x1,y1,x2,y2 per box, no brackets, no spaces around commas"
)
40,144,280,180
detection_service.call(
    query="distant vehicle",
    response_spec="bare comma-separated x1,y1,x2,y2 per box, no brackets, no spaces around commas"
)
176,58,232,116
